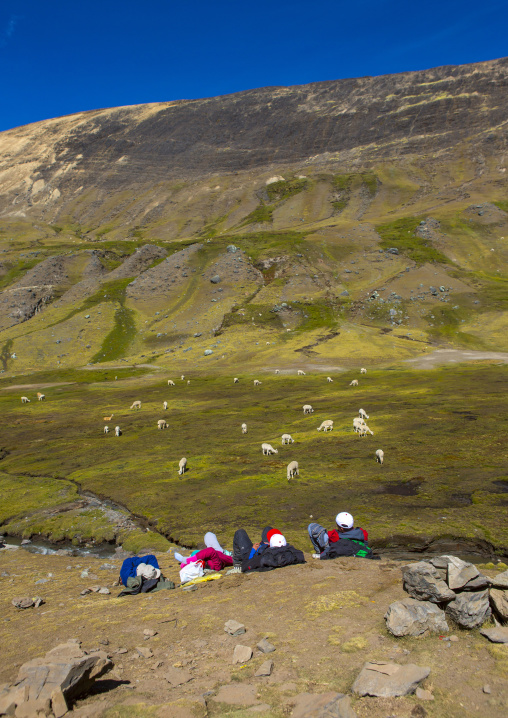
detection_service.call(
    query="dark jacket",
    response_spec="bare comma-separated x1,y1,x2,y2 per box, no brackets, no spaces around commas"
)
242,544,306,573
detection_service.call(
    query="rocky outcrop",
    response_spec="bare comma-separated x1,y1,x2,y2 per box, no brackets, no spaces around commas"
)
0,641,113,717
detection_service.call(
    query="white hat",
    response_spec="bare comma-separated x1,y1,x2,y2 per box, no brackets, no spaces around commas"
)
269,534,287,548
136,563,161,580
335,512,354,529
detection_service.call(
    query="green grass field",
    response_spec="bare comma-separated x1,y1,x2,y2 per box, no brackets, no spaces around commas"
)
0,364,507,554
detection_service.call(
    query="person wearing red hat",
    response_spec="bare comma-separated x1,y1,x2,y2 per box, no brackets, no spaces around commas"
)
229,526,305,573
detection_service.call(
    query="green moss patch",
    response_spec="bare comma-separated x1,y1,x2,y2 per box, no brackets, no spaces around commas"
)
376,217,450,264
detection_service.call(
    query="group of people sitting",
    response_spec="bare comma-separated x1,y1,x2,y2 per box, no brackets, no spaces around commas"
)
173,512,376,583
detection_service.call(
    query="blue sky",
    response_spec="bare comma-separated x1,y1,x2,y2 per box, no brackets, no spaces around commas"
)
1,0,506,131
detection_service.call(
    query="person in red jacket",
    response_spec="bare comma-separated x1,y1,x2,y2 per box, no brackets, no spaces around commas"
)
308,512,369,559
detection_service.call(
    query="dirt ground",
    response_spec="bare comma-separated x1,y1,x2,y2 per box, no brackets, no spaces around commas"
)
1,548,506,718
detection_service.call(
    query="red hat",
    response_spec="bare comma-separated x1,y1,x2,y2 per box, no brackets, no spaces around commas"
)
266,528,282,543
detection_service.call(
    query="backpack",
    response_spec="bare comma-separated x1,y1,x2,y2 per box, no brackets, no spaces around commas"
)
242,545,305,572
322,538,375,560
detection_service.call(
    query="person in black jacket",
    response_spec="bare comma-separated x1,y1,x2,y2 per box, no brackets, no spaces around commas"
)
233,529,305,573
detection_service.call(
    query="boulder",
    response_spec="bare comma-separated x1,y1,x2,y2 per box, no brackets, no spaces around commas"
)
490,570,508,589
480,625,508,643
290,692,357,718
446,590,491,628
385,597,448,637
401,562,456,603
210,275,221,284
0,642,112,713
489,588,508,620
352,662,430,697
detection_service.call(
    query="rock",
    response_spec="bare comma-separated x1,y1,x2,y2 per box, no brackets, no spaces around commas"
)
165,668,194,687
136,646,153,659
89,586,101,593
50,687,68,718
35,579,48,585
116,648,128,654
232,645,253,664
11,697,51,717
212,684,258,706
255,660,273,677
257,638,275,653
0,642,112,710
210,275,221,284
290,692,357,718
339,290,349,297
224,620,246,636
12,597,35,609
385,597,448,637
489,589,508,620
98,587,110,595
449,635,459,642
444,555,479,589
80,589,91,596
415,688,434,701
446,590,491,628
490,570,508,589
143,629,157,637
462,574,491,591
21,539,31,545
204,350,213,356
352,662,430,697
483,685,491,694
227,245,238,253
480,625,508,643
386,248,399,255
401,562,456,603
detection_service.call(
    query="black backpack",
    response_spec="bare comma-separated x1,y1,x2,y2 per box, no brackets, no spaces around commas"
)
242,545,306,572
322,538,376,560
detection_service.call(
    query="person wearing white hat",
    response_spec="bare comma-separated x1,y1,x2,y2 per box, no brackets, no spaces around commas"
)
308,512,371,560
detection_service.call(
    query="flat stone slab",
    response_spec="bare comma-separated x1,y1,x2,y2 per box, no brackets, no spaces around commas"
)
352,662,430,697
232,645,253,664
212,683,259,706
291,692,357,718
385,597,448,637
490,570,508,589
255,660,273,677
444,555,479,590
480,626,508,643
165,668,194,687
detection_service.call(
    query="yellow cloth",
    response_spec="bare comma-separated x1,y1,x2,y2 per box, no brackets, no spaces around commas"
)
182,573,222,587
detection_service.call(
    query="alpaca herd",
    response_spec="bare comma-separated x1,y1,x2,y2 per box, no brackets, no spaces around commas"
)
103,369,383,477
18,368,383,479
